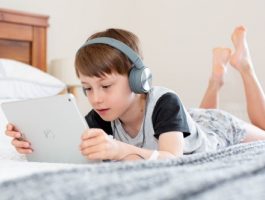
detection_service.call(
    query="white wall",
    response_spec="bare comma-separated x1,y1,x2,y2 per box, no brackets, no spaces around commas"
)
1,0,265,120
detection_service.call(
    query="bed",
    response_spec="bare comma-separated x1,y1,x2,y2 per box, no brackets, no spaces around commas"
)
1,8,265,200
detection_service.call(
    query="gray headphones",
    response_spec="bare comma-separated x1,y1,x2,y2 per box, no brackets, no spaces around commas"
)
78,37,152,94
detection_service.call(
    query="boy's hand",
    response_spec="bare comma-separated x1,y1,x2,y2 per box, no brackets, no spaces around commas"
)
5,123,33,154
80,128,121,160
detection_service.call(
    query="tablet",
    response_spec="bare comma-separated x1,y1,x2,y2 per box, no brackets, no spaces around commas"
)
1,94,95,164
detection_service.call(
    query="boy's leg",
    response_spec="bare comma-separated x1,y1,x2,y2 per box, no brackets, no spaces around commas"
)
230,26,265,130
241,123,265,143
199,48,231,109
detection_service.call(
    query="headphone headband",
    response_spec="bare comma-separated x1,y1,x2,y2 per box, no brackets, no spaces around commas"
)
79,37,144,69
78,36,152,94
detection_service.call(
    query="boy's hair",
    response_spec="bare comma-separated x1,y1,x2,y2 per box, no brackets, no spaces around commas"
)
75,28,143,77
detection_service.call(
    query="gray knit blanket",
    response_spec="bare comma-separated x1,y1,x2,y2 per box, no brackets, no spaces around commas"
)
1,141,265,200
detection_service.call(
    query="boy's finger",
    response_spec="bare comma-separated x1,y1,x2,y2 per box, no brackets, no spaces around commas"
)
12,139,30,148
6,124,13,131
16,148,33,154
6,123,19,132
81,129,102,140
80,137,102,150
5,130,20,138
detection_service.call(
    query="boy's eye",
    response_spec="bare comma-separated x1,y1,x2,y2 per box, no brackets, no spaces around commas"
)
102,85,111,89
84,87,91,91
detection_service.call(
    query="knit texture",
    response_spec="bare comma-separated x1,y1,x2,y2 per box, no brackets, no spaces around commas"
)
1,141,265,200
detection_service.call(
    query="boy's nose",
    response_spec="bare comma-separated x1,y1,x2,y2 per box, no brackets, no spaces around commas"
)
91,91,104,104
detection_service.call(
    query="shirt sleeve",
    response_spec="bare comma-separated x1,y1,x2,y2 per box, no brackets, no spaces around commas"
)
152,92,191,139
85,110,113,135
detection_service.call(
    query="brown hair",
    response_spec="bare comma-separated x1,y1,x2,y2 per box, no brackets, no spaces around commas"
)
75,28,143,78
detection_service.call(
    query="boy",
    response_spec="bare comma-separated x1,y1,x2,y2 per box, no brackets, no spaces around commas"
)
6,26,265,161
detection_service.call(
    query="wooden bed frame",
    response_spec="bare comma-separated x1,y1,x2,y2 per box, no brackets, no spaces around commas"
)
0,8,49,72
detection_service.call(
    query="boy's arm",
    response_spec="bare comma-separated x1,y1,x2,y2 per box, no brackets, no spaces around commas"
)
80,129,184,161
118,131,184,161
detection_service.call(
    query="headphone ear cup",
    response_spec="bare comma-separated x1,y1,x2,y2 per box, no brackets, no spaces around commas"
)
129,67,152,94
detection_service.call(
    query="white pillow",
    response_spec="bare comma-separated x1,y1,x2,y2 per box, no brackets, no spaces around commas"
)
0,59,66,99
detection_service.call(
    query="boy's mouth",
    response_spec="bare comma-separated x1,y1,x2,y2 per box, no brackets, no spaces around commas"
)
96,108,110,115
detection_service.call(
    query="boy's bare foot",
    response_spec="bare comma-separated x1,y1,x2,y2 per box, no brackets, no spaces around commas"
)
230,26,253,73
210,48,231,87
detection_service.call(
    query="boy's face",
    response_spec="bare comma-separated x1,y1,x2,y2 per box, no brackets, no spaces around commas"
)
79,72,135,121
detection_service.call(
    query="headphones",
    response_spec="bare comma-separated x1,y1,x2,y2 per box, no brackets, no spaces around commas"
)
77,37,152,94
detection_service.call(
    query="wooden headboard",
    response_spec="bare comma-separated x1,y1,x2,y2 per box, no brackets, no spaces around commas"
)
0,8,49,72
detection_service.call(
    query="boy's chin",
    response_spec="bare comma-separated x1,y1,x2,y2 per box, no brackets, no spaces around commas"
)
98,114,116,122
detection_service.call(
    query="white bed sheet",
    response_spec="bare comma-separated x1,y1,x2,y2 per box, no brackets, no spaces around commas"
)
0,144,86,183
0,159,85,183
